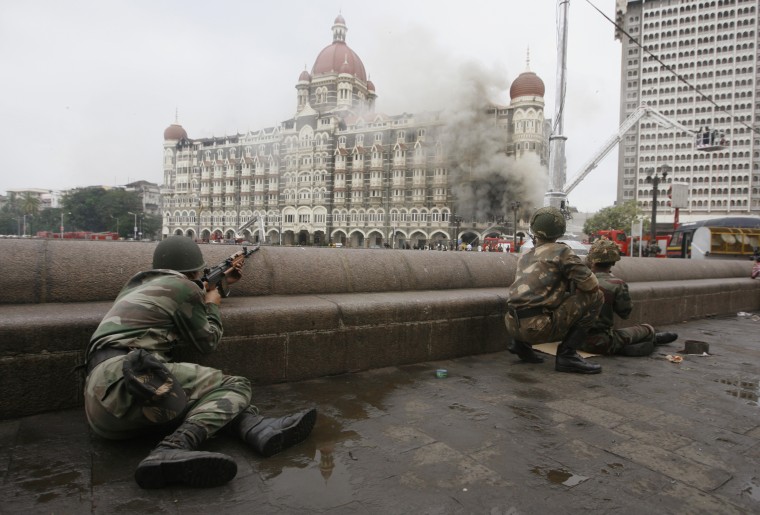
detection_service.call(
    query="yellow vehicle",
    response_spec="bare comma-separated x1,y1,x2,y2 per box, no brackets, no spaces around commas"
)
667,217,760,259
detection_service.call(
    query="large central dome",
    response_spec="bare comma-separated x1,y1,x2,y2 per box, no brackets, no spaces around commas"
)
311,15,367,81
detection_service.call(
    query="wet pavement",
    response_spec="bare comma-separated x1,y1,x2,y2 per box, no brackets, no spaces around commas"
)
2,313,760,514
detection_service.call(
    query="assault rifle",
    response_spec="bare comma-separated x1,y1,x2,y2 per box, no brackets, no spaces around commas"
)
201,216,264,297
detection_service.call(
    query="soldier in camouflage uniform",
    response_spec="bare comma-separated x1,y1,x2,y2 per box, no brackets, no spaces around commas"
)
84,236,317,489
579,239,678,356
505,206,604,374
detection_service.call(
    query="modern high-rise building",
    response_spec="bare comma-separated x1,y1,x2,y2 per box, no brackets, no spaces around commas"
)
615,0,759,222
160,15,550,247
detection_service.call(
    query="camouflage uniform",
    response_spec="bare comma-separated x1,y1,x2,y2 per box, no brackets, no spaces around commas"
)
84,269,253,440
505,241,603,343
579,271,654,355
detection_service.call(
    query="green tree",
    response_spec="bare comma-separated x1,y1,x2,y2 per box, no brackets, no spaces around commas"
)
140,213,162,240
0,211,20,235
62,187,142,235
34,207,62,234
583,201,645,236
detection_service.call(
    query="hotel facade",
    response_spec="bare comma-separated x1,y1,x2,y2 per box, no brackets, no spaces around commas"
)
160,15,550,247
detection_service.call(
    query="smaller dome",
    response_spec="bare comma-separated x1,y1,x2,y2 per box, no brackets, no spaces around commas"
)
367,80,375,92
164,123,187,141
334,14,346,25
509,71,545,99
298,69,311,82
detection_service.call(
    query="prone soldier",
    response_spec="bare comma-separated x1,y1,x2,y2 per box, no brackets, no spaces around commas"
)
84,236,317,489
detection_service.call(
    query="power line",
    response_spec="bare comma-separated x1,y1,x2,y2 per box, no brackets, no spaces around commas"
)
584,0,760,137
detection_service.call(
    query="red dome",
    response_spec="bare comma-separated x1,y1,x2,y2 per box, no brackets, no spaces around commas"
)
367,80,375,92
509,71,545,99
312,42,367,81
164,123,187,141
298,69,311,82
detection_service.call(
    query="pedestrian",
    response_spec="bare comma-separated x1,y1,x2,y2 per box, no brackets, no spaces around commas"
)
579,239,678,356
751,248,760,279
84,236,317,489
504,206,604,374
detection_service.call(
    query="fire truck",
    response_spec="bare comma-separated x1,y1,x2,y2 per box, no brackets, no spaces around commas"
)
589,230,629,255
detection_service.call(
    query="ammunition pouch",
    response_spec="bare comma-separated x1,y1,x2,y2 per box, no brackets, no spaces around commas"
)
121,349,187,410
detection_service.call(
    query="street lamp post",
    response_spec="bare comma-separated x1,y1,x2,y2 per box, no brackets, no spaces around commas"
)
451,214,463,250
645,164,670,257
22,214,32,237
510,201,521,252
128,212,138,240
60,211,71,239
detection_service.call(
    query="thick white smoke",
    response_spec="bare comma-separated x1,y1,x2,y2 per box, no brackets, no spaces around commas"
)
439,61,548,221
365,21,549,221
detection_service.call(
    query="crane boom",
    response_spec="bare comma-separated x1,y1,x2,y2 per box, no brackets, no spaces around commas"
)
563,102,722,196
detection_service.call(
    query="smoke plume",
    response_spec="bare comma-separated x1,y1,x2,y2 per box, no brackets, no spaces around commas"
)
439,61,547,221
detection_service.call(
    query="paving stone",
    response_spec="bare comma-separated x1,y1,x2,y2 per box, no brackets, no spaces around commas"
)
2,315,760,513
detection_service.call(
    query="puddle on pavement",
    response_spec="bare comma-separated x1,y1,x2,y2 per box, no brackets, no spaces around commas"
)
717,377,759,406
255,413,360,510
531,466,589,487
267,367,420,422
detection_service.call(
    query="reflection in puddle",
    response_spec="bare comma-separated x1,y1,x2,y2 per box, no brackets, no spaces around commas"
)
255,413,360,510
717,377,759,406
531,466,589,487
263,449,354,511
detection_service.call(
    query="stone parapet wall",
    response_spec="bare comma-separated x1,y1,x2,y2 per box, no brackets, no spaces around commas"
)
0,239,757,419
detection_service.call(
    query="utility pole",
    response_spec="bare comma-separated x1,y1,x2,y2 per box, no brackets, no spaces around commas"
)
545,0,570,213
646,164,669,256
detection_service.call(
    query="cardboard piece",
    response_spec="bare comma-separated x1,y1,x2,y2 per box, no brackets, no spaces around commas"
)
533,342,599,358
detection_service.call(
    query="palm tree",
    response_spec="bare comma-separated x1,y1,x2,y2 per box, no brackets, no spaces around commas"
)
21,192,41,216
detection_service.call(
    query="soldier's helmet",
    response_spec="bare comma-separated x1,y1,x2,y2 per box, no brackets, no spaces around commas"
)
588,238,621,264
529,206,566,240
152,236,206,272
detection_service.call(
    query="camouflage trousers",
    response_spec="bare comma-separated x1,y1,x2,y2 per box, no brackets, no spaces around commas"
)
505,290,603,344
580,324,656,355
84,355,253,440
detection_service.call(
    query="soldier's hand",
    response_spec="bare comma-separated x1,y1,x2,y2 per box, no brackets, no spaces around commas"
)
204,287,222,306
224,260,244,285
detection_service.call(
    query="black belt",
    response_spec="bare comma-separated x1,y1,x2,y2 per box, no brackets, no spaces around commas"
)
87,347,130,375
512,306,546,319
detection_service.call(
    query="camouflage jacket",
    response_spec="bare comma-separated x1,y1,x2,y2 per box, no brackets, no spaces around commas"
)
588,271,633,335
86,270,223,362
507,241,598,310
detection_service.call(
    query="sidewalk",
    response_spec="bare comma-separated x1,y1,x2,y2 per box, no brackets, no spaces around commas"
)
1,314,759,514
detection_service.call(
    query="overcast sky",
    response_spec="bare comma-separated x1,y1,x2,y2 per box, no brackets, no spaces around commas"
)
0,0,622,212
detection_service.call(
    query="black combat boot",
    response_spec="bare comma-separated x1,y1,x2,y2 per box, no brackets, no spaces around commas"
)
555,327,602,374
508,339,545,363
654,332,678,345
620,340,655,357
134,421,237,489
232,407,317,458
